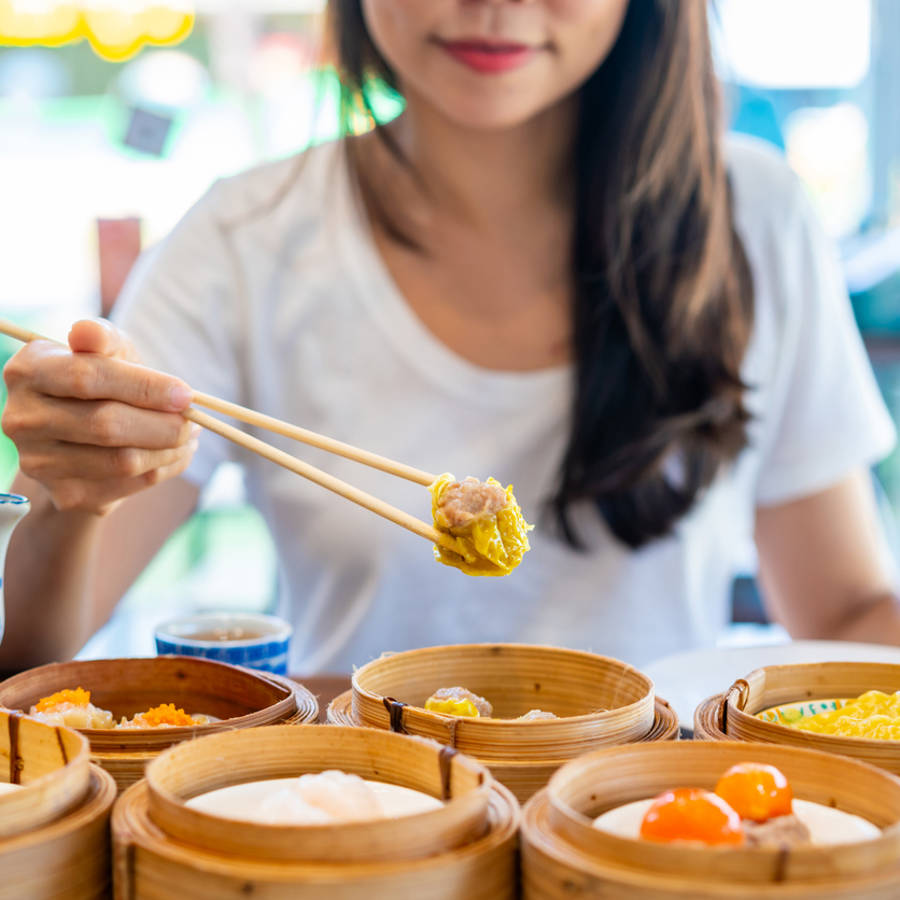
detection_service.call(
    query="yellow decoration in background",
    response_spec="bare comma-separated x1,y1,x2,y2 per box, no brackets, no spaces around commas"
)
0,1,194,62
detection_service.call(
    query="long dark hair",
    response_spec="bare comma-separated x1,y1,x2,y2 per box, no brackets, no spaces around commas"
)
328,0,754,549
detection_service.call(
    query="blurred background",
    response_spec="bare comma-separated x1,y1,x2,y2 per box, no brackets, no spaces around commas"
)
0,0,898,655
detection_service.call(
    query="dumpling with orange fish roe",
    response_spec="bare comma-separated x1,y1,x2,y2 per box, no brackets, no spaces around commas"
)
118,703,212,729
29,687,115,729
430,474,532,576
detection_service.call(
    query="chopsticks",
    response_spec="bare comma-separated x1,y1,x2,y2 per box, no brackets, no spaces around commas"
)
0,319,455,551
191,391,436,486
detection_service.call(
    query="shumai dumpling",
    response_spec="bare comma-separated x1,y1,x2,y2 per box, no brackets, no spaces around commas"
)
29,688,115,730
425,687,493,718
430,474,532,576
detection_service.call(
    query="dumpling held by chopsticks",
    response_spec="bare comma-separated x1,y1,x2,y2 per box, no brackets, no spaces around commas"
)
430,474,532,576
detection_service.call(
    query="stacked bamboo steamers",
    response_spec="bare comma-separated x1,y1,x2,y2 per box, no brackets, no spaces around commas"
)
0,708,116,899
12,646,900,898
694,661,900,775
112,725,520,899
520,740,900,899
327,643,679,801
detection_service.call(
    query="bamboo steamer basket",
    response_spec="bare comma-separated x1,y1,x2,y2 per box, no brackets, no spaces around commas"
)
0,707,91,838
521,740,900,899
0,657,318,791
143,724,493,863
112,725,520,899
329,689,679,802
1,763,116,900
352,644,656,759
694,662,900,775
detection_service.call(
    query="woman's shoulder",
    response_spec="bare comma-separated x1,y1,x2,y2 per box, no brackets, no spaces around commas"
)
725,133,809,242
197,139,348,235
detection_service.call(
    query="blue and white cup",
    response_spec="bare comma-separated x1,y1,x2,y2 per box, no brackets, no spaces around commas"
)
154,612,293,675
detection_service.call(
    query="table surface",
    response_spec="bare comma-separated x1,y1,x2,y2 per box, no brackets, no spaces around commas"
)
293,674,351,722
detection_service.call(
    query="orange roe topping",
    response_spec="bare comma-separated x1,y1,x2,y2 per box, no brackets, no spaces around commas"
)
132,703,196,727
715,762,793,823
35,687,91,712
640,788,744,846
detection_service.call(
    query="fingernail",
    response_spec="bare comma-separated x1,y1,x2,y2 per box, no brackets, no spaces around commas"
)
190,424,201,438
188,439,199,453
169,384,192,410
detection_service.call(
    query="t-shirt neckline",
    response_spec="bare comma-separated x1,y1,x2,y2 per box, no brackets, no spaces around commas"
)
331,140,572,409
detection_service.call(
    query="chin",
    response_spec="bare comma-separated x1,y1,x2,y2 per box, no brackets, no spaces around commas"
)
424,86,557,132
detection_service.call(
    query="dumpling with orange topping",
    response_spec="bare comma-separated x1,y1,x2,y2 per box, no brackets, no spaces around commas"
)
29,688,115,729
117,703,212,729
430,474,532,576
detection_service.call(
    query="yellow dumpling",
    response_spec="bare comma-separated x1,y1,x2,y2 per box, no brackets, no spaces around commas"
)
424,687,493,718
430,474,532,576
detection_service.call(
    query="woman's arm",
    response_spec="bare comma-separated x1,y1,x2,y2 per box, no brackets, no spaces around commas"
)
0,319,200,672
755,469,900,642
0,474,198,672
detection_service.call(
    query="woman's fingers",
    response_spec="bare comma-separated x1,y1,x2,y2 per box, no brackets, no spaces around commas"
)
42,446,197,515
19,440,198,484
8,344,191,412
7,397,196,450
1,319,198,515
68,318,137,361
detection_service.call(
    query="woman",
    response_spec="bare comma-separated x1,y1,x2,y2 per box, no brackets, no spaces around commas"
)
1,0,897,675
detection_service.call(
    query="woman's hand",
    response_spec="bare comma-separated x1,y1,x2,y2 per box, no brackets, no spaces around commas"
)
2,318,197,515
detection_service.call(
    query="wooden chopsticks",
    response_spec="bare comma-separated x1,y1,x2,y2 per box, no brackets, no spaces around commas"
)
0,319,455,551
191,391,436,486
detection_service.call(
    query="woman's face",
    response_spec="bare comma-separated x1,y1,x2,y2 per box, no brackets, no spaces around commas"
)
361,0,630,130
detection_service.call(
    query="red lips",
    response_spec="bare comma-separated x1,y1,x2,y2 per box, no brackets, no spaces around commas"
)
439,39,537,74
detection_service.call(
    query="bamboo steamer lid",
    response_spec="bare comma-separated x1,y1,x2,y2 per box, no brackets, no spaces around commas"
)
695,662,900,774
0,657,318,791
113,727,520,900
143,724,493,863
352,643,655,761
521,740,900,898
0,709,90,841
329,689,679,803
0,707,91,839
1,763,116,900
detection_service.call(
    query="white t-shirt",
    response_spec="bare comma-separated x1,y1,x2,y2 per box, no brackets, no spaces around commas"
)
115,135,895,674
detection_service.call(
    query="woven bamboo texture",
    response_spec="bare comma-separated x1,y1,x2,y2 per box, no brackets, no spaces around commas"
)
1,763,116,900
695,662,900,775
0,708,90,838
0,657,318,791
352,644,655,761
112,726,520,899
328,690,678,802
521,740,900,898
143,724,493,863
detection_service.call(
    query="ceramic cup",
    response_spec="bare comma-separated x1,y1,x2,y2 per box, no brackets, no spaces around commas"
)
0,493,30,647
154,612,293,675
